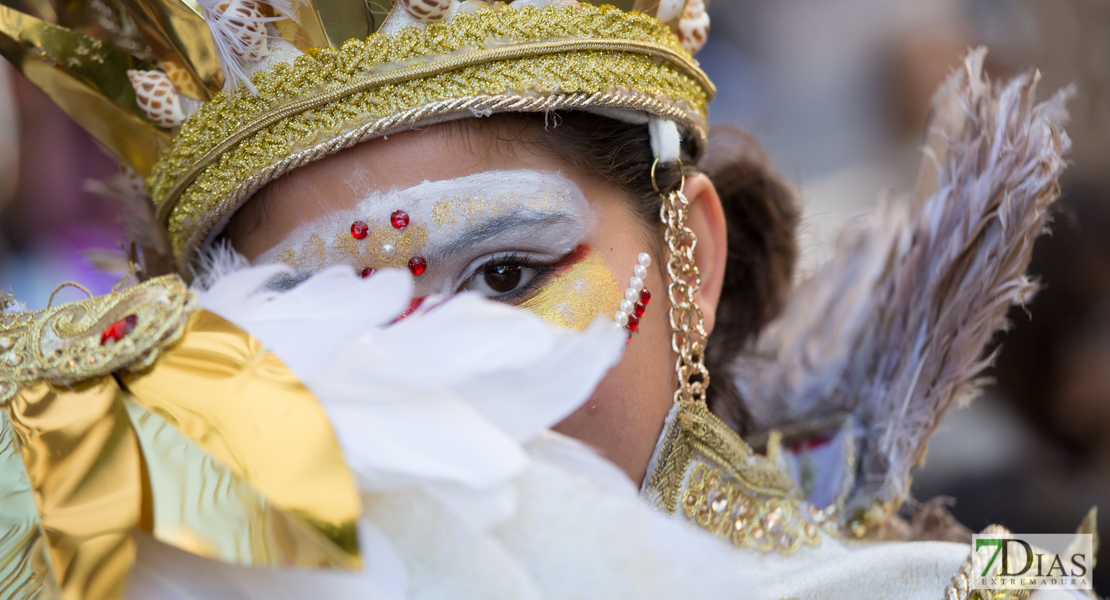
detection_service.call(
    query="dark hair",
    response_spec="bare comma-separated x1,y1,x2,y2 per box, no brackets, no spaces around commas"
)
458,112,800,436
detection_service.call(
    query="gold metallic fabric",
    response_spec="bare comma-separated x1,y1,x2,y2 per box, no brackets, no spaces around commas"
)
642,400,836,555
0,4,169,176
0,274,191,406
277,0,385,51
122,397,358,568
1,279,363,599
115,0,223,99
120,309,362,568
7,379,142,600
519,252,623,332
11,0,155,61
148,5,715,266
0,411,59,600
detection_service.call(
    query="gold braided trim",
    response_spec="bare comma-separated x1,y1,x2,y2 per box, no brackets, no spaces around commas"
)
171,89,703,271
149,5,713,262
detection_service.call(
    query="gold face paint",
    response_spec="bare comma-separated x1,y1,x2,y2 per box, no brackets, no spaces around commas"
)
519,251,623,332
273,221,431,274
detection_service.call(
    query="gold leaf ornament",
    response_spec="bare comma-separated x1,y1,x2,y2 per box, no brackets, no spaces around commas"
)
0,278,363,600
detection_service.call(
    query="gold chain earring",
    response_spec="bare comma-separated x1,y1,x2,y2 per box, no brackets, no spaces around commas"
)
652,157,710,406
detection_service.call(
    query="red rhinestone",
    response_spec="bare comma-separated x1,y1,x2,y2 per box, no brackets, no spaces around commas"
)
627,314,639,331
361,267,374,278
640,289,651,304
350,220,369,239
634,302,646,317
408,256,427,275
100,314,138,345
390,210,410,229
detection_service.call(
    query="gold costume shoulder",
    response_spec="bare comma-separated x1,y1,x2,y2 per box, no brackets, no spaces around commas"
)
0,278,360,600
643,400,839,555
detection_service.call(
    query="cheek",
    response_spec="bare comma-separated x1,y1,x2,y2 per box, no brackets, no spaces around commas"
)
550,199,675,482
553,256,675,483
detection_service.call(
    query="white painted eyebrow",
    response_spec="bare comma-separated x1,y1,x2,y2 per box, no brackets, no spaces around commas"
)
429,209,576,261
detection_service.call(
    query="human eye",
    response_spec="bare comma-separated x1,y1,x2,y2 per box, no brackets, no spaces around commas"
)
461,253,550,301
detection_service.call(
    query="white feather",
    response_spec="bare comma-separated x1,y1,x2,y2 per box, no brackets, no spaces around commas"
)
195,0,302,92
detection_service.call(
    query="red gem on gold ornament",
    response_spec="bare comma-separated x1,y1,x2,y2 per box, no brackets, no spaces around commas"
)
351,220,369,239
640,289,651,304
391,210,410,229
408,256,427,275
101,314,138,345
627,314,639,331
634,302,646,317
361,267,374,278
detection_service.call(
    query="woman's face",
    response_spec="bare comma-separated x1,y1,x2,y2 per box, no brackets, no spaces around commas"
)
227,121,726,484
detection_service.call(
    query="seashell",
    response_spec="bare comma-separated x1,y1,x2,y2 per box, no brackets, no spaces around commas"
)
399,0,452,22
213,0,270,62
655,0,684,23
676,0,709,54
127,70,186,128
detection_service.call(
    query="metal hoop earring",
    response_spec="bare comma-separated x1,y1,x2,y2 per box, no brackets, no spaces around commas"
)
652,157,710,405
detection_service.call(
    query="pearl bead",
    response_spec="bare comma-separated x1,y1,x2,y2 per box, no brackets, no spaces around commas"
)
615,311,629,326
633,264,648,279
630,276,644,292
638,253,652,268
620,299,635,315
625,288,640,302
381,243,396,258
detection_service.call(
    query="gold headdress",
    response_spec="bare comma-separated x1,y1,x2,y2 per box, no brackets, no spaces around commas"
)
0,0,715,272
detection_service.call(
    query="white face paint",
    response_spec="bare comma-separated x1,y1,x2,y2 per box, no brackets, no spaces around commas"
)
256,169,596,298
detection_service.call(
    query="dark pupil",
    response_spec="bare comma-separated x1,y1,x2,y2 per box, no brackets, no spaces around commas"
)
484,264,522,293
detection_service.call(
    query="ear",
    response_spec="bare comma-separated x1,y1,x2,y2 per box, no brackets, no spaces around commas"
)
682,173,727,335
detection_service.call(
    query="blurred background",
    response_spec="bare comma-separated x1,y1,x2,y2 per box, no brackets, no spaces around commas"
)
696,0,1110,593
1,0,1109,591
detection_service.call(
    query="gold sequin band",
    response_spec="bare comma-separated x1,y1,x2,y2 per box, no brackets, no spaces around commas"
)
148,5,715,269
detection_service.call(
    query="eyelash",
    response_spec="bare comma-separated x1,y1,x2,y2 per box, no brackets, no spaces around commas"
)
461,251,562,302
